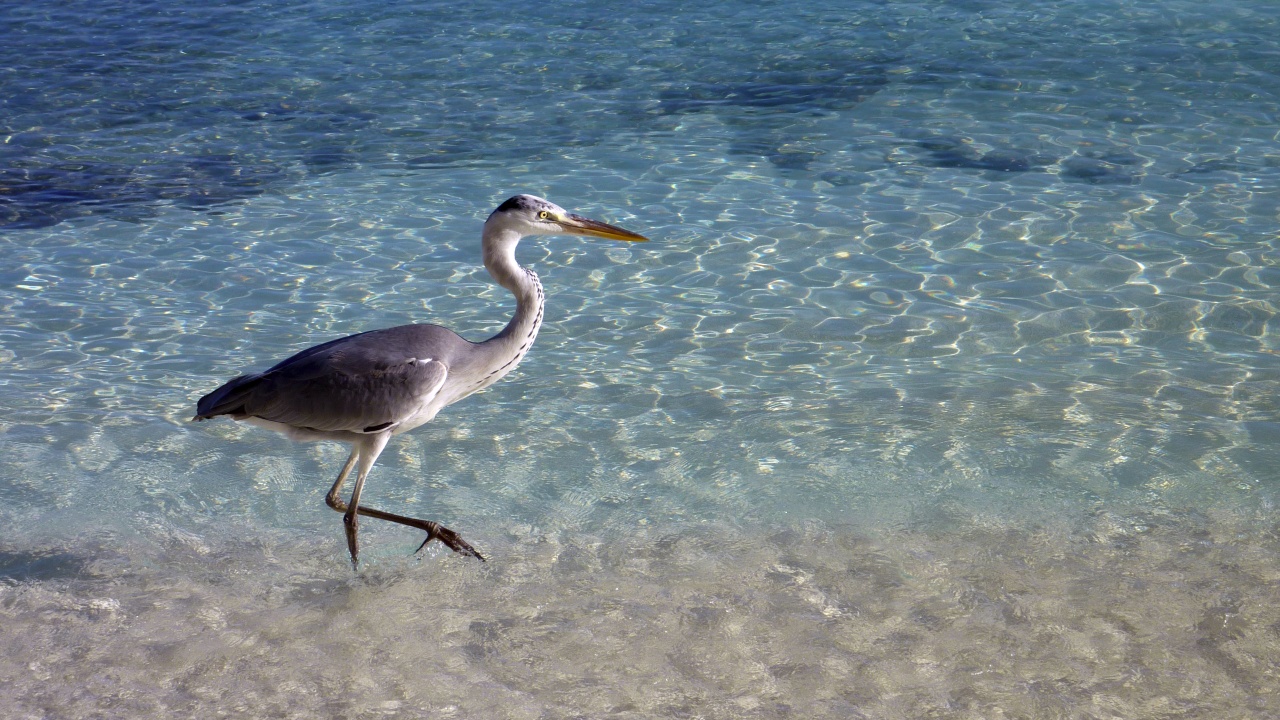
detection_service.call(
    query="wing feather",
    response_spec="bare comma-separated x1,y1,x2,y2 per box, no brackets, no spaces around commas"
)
195,325,463,433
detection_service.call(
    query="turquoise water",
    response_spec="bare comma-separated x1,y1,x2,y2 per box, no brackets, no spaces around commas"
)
4,0,1280,716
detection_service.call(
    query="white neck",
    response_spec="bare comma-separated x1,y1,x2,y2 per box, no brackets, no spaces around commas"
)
481,225,545,349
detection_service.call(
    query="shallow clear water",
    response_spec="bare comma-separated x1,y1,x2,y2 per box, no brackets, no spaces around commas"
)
3,0,1280,716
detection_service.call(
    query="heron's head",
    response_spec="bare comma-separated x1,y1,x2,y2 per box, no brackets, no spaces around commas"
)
486,194,648,243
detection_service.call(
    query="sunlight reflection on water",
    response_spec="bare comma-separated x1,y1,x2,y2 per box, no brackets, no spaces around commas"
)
3,0,1280,716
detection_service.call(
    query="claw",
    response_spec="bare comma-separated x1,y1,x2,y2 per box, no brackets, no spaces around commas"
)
415,521,486,561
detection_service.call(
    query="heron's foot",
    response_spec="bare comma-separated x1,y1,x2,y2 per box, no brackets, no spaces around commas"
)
415,521,486,562
343,512,361,569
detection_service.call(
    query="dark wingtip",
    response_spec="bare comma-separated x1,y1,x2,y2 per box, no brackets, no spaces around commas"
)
194,374,259,420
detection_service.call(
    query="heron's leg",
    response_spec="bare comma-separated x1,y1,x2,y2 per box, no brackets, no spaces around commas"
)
322,437,485,563
325,502,484,561
338,433,390,568
342,504,484,561
322,446,362,566
324,448,360,513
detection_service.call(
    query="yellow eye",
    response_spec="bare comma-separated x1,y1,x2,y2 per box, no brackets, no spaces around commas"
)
538,210,550,220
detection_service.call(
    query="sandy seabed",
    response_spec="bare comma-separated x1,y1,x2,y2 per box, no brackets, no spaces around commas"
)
2,505,1277,720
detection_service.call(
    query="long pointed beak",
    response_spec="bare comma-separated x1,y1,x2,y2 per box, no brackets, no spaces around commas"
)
560,213,648,242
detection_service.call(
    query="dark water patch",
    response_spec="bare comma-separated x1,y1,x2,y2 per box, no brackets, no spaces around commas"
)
929,147,1056,173
151,153,289,209
1170,155,1280,182
1089,108,1156,127
1059,155,1142,185
301,146,361,174
0,548,91,583
819,170,875,187
0,162,153,229
908,134,1057,175
0,153,292,229
657,67,892,116
727,138,824,171
406,132,616,170
405,144,503,170
1174,158,1252,178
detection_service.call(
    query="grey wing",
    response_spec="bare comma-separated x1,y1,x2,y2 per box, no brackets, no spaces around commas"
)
198,330,452,434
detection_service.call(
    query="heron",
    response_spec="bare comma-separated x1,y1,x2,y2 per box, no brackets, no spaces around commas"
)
193,195,648,567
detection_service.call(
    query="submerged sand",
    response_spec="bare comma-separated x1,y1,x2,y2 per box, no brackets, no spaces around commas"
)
2,506,1276,719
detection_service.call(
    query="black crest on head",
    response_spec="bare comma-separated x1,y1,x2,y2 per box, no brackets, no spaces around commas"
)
495,195,542,213
495,196,530,213
489,194,555,223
